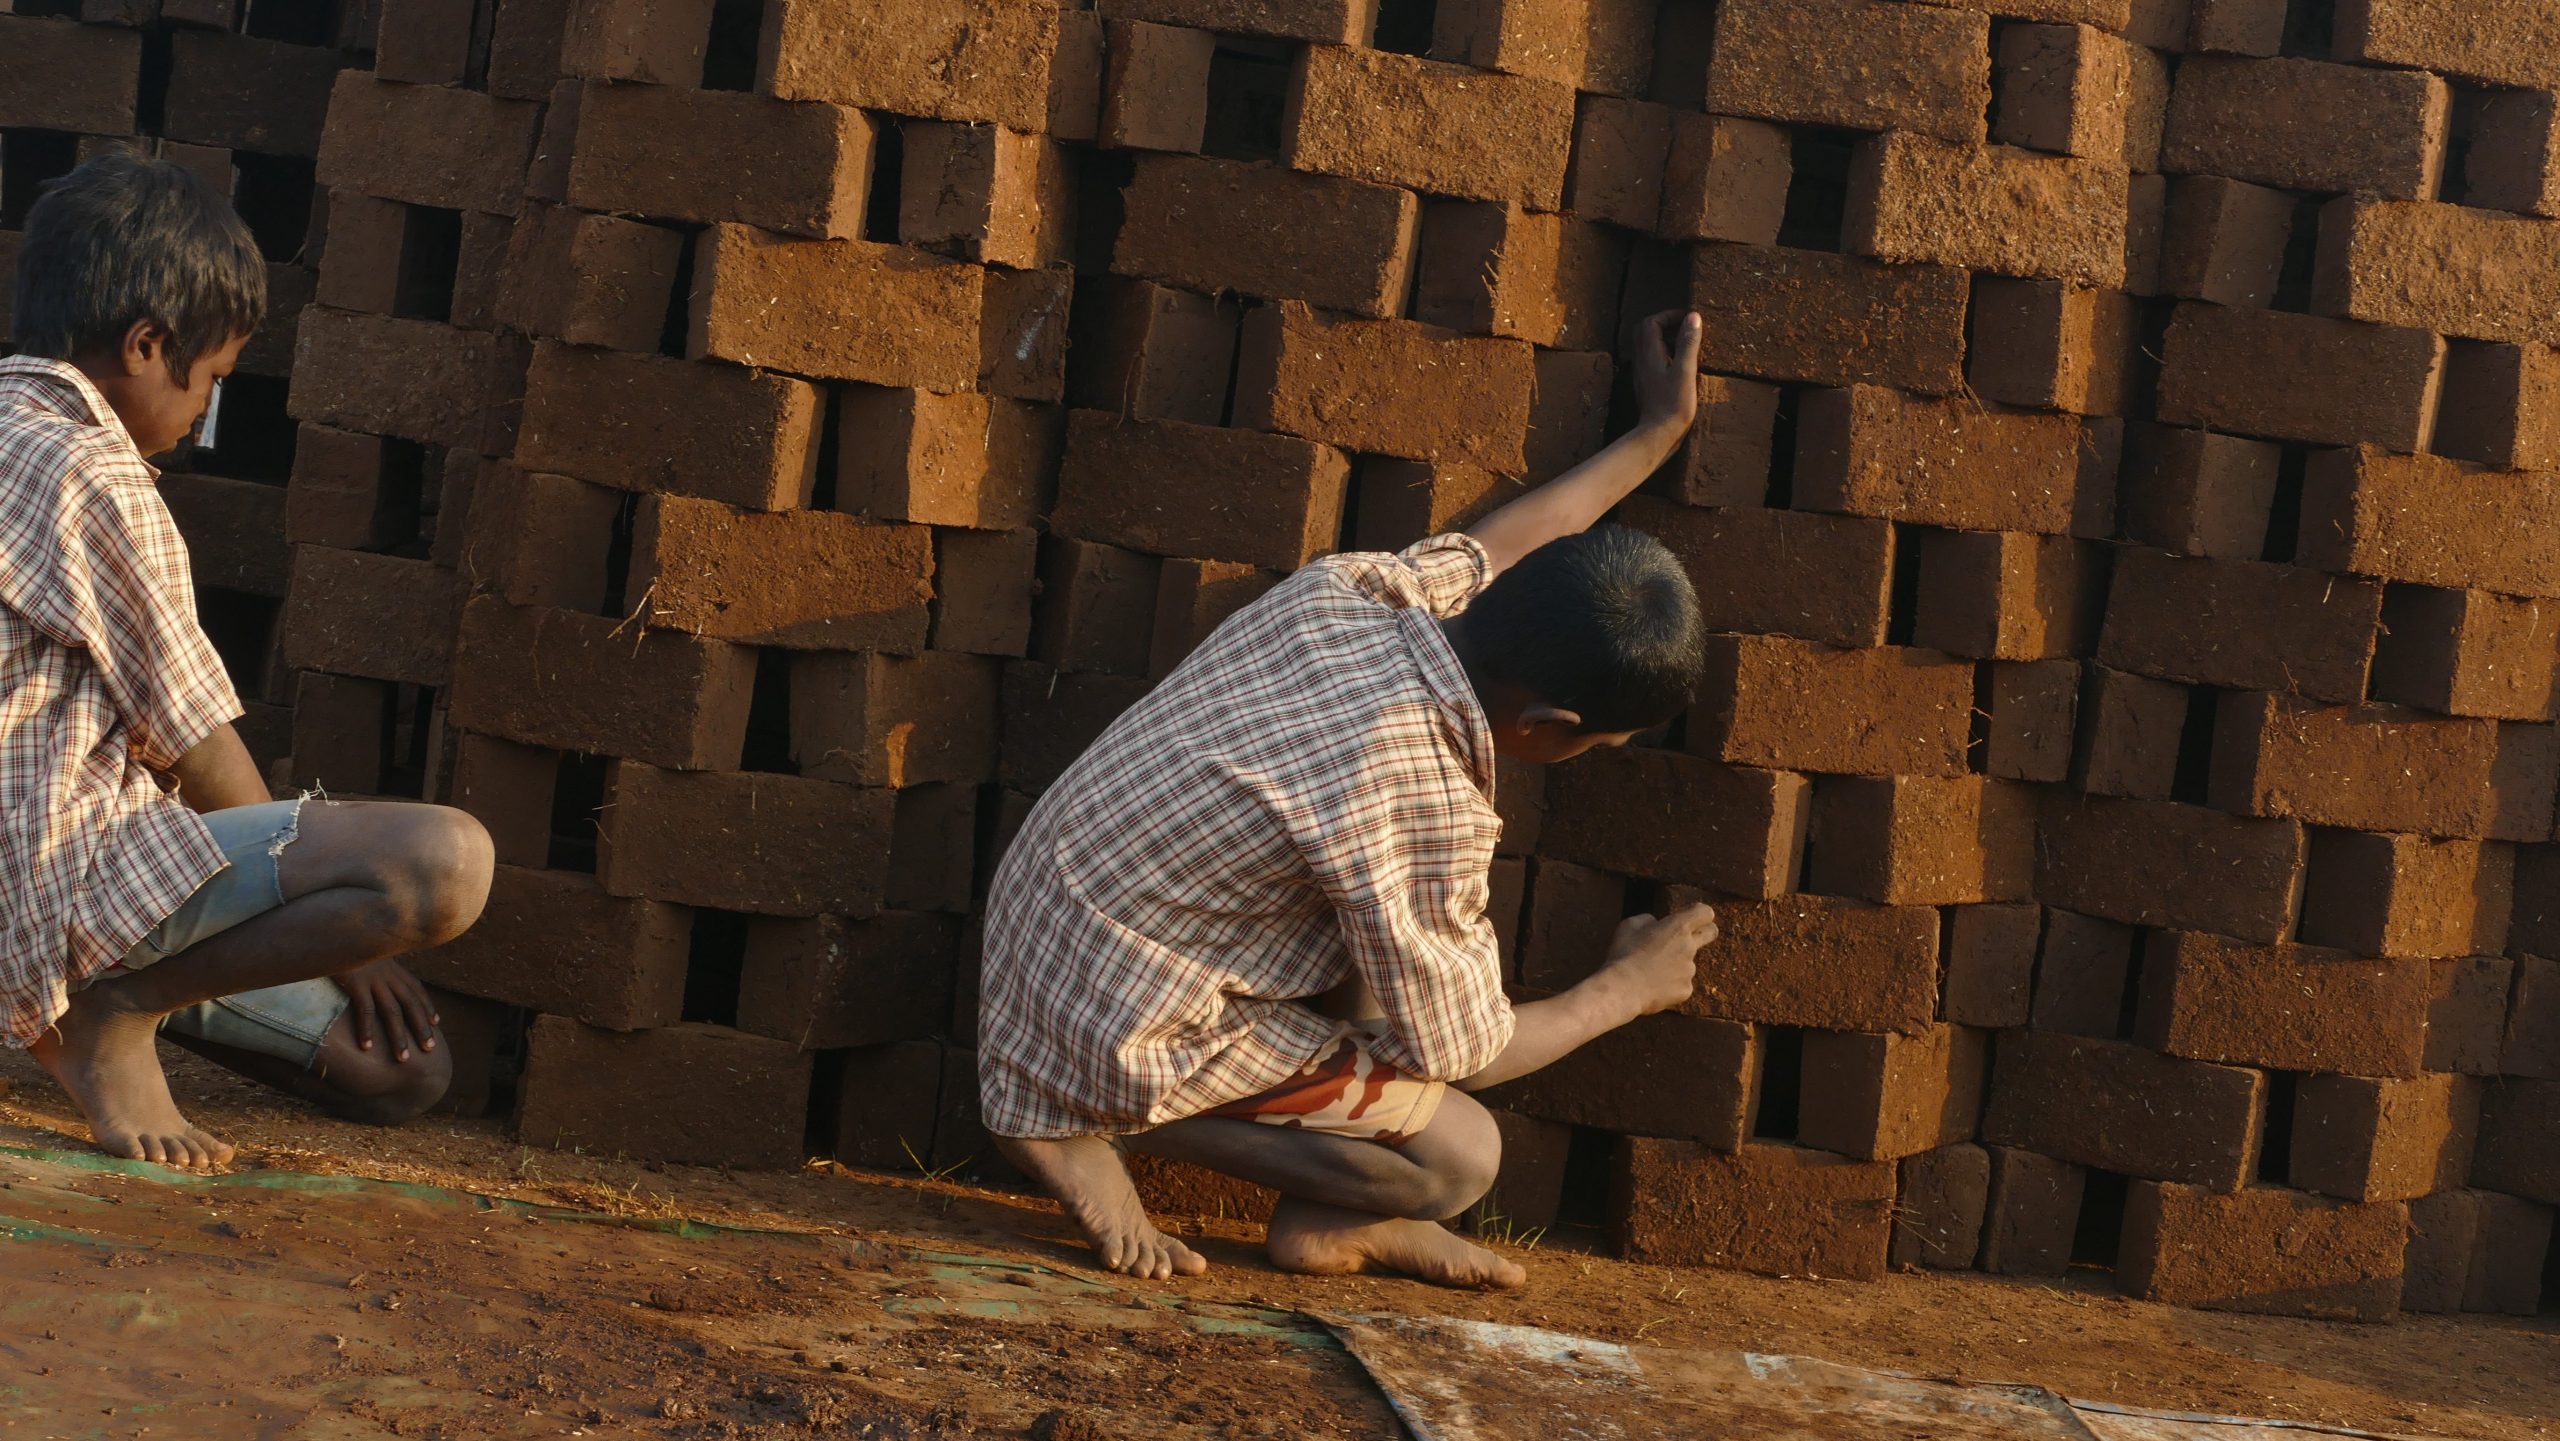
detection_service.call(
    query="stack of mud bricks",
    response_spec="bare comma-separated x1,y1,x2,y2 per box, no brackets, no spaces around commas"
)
14,0,2560,1322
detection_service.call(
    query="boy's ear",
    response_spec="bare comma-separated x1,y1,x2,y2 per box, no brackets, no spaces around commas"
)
1515,702,1584,735
118,319,167,377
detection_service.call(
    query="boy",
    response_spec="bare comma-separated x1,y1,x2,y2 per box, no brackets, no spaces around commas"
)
981,310,1721,1288
3,152,495,1169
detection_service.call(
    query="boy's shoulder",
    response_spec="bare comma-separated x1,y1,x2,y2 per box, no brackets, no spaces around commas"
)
0,362,146,493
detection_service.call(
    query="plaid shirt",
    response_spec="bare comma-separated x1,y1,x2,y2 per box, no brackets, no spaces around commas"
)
0,358,239,1048
980,533,1513,1138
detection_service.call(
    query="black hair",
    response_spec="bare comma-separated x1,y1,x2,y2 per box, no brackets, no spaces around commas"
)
11,148,266,386
1462,524,1705,733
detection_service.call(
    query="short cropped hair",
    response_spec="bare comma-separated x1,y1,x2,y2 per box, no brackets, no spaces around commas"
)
12,149,266,386
1464,524,1705,733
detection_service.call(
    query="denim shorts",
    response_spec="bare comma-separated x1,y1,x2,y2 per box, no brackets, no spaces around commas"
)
108,797,350,1070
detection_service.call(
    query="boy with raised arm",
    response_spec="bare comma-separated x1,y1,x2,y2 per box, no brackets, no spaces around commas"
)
980,310,1721,1288
2,153,495,1167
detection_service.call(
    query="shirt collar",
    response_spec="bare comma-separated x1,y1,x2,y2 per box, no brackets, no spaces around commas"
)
0,355,153,470
1403,610,1498,795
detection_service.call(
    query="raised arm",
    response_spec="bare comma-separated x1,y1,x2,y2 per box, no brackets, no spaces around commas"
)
1464,310,1704,577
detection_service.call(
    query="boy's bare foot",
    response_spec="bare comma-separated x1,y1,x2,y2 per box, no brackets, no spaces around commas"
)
996,1134,1207,1281
1266,1196,1527,1290
28,981,234,1169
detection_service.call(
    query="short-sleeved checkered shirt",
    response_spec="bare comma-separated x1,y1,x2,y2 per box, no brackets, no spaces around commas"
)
980,533,1514,1139
0,357,240,1048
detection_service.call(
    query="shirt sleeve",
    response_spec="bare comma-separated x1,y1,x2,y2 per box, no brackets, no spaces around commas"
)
12,456,242,770
1392,533,1495,619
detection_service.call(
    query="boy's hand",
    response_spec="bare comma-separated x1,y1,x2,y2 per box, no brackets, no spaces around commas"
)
333,960,441,1063
1600,903,1719,1016
1630,310,1705,435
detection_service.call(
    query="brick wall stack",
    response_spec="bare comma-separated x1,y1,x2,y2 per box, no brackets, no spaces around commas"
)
8,0,2559,1320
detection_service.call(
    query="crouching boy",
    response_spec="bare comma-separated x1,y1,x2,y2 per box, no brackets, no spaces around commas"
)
2,153,495,1168
979,311,1721,1288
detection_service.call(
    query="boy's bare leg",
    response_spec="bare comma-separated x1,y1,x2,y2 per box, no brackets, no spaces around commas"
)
30,802,492,1168
1131,1088,1525,1289
995,1134,1209,1281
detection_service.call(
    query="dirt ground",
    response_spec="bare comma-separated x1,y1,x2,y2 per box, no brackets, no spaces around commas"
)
0,1045,2552,1441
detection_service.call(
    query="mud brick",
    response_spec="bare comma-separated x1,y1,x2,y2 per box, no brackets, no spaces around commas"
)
2302,447,2560,599
2293,1074,2480,1204
999,662,1153,791
488,0,572,98
2210,693,2550,841
1430,0,1585,84
411,865,687,1028
238,263,314,378
1147,559,1279,679
2429,956,2515,1077
1412,202,1563,343
1944,905,2040,1028
1513,859,1624,992
1846,134,2130,288
1282,47,1573,209
1475,1110,1571,1234
1664,375,1781,507
566,83,870,241
2303,834,2513,966
449,213,515,331
1808,776,2035,907
1618,498,1891,650
378,0,476,84
1354,460,1527,551
2512,846,2560,955
1522,350,1613,483
2136,932,2434,1077
1657,114,1789,245
600,762,892,915
1030,537,1161,677
1893,1144,1990,1270
2436,342,2560,473
525,79,583,204
160,474,288,598
2464,1192,2555,1313
1234,303,1535,472
2462,90,2560,218
737,912,958,1050
887,783,979,913
289,674,389,795
1563,94,1672,230
0,16,139,134
2123,172,2169,298
313,193,412,314
1048,7,1104,141
2123,1183,2407,1320
1053,410,1349,570
2336,0,2560,92
1984,660,2078,785
1487,1012,1756,1145
1115,156,1420,323
315,73,542,216
1912,532,2104,662
1795,387,2086,534
1967,280,2142,416
1065,278,1237,425
629,497,931,652
2323,201,2560,351
561,0,715,82
290,309,493,450
761,0,1055,128
280,549,458,686
1578,0,1657,94
1709,0,1989,144
2038,793,2304,943
2095,549,2382,703
1800,1026,1987,1162
2401,1191,2477,1314
1690,635,1973,778
163,32,345,157
835,389,1046,530
899,123,1073,270
497,207,686,353
2118,425,2282,558
1542,746,1811,899
517,345,818,511
1550,220,1632,354
445,734,555,868
1099,0,1373,42
787,651,1000,789
1690,247,1970,395
2158,175,2296,307
518,1017,809,1168
2027,909,2134,1038
2509,956,2560,1080
1676,892,1942,1034
1993,23,2169,169
1096,19,1212,153
2163,55,2448,200
285,428,401,549
2187,0,2284,53
830,1039,947,1170
1614,1139,1897,1279
1981,1147,2086,1276
448,597,755,768
1985,1030,2263,1188
2074,667,2187,801
687,225,984,390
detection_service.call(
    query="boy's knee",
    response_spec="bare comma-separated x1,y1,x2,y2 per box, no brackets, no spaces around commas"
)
332,1042,452,1126
368,807,494,946
1396,1097,1503,1220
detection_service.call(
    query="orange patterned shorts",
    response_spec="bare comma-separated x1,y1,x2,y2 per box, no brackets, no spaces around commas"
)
1205,1022,1446,1147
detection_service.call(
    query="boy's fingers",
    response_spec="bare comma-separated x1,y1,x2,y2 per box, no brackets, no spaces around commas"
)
380,992,417,1063
348,989,376,1050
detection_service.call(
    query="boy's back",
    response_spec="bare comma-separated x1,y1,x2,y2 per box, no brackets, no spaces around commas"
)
980,533,1515,1138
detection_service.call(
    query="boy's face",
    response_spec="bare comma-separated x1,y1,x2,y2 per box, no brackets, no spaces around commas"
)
90,324,249,462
